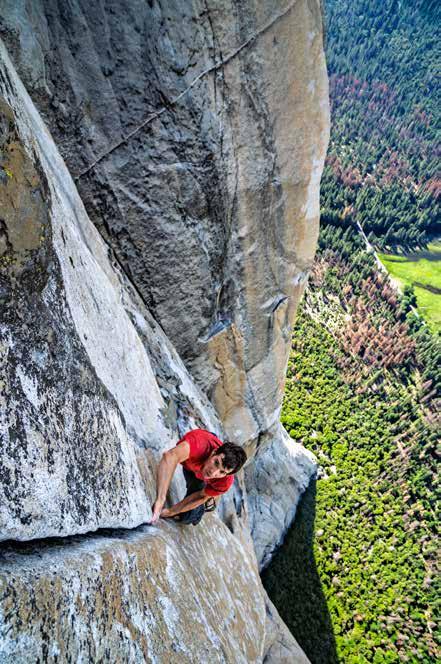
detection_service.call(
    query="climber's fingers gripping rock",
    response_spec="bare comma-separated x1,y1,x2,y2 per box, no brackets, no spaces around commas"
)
149,499,164,524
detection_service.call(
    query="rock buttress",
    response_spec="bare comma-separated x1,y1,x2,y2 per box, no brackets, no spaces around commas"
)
0,0,330,444
0,38,310,664
0,0,327,572
0,40,221,541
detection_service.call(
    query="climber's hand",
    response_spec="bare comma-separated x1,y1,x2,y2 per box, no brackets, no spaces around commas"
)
160,507,173,518
149,499,164,524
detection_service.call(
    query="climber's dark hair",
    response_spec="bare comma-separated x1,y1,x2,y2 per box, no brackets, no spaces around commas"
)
216,442,247,475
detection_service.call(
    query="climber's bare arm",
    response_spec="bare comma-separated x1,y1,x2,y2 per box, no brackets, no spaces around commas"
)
149,442,190,524
161,489,208,518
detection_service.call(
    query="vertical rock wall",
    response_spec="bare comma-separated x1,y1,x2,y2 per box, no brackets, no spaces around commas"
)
0,40,218,540
0,37,311,663
245,426,317,570
0,0,329,444
0,0,329,571
0,1,329,660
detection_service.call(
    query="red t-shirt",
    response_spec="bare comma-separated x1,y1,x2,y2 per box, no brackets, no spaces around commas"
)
176,429,235,497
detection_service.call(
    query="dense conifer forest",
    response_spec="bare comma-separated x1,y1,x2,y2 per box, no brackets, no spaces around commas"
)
321,0,440,250
264,226,439,662
264,1,440,662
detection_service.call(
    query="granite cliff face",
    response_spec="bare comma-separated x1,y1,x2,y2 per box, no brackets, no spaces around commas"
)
1,0,329,443
0,40,216,540
0,1,329,661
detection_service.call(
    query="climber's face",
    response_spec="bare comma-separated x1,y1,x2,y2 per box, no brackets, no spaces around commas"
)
201,452,232,480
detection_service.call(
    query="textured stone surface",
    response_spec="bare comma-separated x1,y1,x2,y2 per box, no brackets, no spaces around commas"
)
245,425,317,570
0,41,220,541
264,596,310,664
0,1,329,659
0,42,289,662
0,0,330,444
0,39,310,664
0,518,266,663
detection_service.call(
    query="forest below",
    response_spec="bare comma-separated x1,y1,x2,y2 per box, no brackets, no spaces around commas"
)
263,1,440,662
263,225,439,663
320,0,440,251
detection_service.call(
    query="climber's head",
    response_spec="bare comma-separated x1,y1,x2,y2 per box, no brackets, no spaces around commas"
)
201,443,247,480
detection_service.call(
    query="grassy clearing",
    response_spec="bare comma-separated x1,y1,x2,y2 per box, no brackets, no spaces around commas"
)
378,241,441,333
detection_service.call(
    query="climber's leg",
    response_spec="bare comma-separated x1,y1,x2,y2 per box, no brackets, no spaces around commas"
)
182,466,205,495
175,467,206,526
175,503,205,525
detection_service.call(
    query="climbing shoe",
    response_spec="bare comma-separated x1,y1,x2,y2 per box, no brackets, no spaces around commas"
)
204,497,216,513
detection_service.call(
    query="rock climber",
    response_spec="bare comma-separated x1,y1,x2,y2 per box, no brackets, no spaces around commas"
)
149,428,247,526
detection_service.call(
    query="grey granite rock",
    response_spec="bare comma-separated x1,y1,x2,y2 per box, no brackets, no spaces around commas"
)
0,40,220,541
0,518,266,663
0,0,330,445
0,1,330,659
245,425,317,570
0,38,309,663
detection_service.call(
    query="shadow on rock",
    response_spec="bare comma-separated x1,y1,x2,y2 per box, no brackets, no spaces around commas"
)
261,480,338,664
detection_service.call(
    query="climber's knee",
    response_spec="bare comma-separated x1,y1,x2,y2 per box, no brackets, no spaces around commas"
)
177,504,205,526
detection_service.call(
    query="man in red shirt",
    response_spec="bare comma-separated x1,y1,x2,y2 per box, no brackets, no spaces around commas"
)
149,429,247,526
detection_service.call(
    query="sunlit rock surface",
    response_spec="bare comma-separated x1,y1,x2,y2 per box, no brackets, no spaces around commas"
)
1,0,330,445
0,39,311,663
0,0,329,660
0,41,220,541
0,519,266,663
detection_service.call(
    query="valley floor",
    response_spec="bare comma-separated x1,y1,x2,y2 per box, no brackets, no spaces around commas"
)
378,241,441,335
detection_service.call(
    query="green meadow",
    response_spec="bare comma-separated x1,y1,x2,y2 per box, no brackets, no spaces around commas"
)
378,241,441,334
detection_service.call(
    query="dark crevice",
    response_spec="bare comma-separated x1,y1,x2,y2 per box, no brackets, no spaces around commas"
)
0,216,13,254
0,521,157,559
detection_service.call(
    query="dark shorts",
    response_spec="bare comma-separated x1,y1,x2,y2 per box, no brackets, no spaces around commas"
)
176,467,208,526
